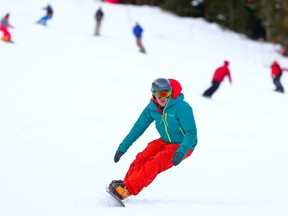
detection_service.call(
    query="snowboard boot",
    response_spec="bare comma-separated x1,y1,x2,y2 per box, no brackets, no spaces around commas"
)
108,180,130,200
202,93,211,98
274,88,284,93
1,36,12,42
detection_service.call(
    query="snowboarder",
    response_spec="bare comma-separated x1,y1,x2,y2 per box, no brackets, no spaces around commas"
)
271,60,288,93
133,22,146,53
94,7,104,36
37,4,53,26
108,78,198,201
203,60,232,98
0,13,13,42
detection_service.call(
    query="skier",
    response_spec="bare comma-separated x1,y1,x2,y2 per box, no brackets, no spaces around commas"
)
203,60,232,98
271,60,288,93
94,7,104,36
133,22,146,53
37,4,53,25
108,78,198,200
0,13,13,42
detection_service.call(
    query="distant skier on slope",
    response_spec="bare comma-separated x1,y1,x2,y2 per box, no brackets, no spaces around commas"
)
37,4,53,26
133,22,146,53
0,13,14,42
203,60,232,98
270,60,288,93
94,7,104,36
108,78,198,201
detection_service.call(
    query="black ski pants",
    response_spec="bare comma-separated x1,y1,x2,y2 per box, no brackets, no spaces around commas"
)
203,80,220,97
273,74,284,93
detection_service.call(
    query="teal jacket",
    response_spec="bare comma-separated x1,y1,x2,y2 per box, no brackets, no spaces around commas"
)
118,81,198,157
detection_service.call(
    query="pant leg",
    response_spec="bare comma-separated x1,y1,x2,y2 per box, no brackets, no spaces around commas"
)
124,138,164,181
0,26,4,36
203,80,220,97
38,16,50,24
0,26,11,41
124,139,192,195
273,75,284,92
95,21,101,35
136,37,145,53
38,16,45,23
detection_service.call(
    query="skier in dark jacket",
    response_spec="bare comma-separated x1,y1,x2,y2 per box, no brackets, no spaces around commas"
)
133,22,146,53
94,7,104,36
271,60,288,93
0,13,13,42
108,78,198,201
203,60,232,98
37,5,53,25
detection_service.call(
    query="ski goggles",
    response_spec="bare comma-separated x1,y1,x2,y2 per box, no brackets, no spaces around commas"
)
152,91,171,99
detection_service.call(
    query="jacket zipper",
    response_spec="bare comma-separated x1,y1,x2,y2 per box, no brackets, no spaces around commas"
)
162,100,172,143
179,127,185,136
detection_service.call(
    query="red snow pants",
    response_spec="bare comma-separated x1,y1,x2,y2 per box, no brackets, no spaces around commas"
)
0,26,11,41
123,138,193,195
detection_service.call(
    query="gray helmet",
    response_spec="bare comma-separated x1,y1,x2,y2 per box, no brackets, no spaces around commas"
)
151,78,171,93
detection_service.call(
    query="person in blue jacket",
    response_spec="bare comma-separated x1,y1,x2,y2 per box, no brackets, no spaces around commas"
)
133,22,146,53
108,78,198,200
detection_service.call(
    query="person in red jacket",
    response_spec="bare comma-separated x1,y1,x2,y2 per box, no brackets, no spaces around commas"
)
271,60,288,93
203,60,232,98
0,13,13,42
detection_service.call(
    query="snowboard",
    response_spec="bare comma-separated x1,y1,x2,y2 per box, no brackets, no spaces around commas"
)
106,187,125,207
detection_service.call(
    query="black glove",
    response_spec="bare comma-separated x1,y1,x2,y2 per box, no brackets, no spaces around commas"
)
172,152,184,166
114,149,124,163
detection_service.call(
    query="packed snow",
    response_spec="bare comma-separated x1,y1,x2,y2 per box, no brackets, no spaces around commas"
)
1,0,288,215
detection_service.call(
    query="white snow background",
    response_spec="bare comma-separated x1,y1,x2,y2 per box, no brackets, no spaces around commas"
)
1,0,288,215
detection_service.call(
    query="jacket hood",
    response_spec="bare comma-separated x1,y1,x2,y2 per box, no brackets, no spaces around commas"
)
168,78,182,99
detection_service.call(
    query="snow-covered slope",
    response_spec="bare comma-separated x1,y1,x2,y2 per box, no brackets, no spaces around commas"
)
1,0,288,215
